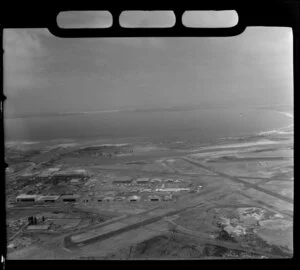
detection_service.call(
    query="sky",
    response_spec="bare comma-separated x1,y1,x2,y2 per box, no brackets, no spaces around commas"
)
4,11,293,115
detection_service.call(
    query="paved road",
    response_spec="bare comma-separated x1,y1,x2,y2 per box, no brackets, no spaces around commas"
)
8,223,28,242
63,190,220,249
89,165,214,177
62,156,292,252
183,157,293,204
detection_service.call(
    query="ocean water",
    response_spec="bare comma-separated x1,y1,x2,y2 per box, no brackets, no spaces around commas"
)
4,107,293,144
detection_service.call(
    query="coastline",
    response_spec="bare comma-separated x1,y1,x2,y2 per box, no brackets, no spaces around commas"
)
5,109,293,147
257,111,293,136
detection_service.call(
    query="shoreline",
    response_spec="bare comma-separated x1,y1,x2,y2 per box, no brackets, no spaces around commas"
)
5,109,293,147
257,111,293,136
277,111,293,119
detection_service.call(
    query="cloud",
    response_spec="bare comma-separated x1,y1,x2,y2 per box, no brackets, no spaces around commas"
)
4,26,293,115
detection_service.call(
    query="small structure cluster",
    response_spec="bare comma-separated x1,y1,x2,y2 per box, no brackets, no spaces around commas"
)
14,173,200,208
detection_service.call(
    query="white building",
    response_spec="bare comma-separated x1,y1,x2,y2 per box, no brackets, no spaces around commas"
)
163,194,173,201
27,225,50,231
60,194,80,202
113,176,133,184
103,196,114,202
75,169,87,174
150,178,162,183
48,168,60,172
128,195,141,202
16,194,40,203
155,188,190,192
37,195,60,203
136,178,149,184
70,178,80,184
148,195,161,202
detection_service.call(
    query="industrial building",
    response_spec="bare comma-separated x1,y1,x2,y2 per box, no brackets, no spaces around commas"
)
51,169,87,182
60,194,80,202
140,188,152,192
74,169,87,174
81,197,90,204
70,178,80,184
27,225,50,231
155,188,190,192
96,196,104,202
48,168,60,173
113,176,133,184
17,172,37,179
148,195,161,202
164,182,181,189
135,178,149,184
128,195,140,202
103,196,114,202
37,195,60,203
115,196,125,201
150,178,162,183
104,191,116,196
16,194,39,203
163,194,173,201
36,170,54,179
